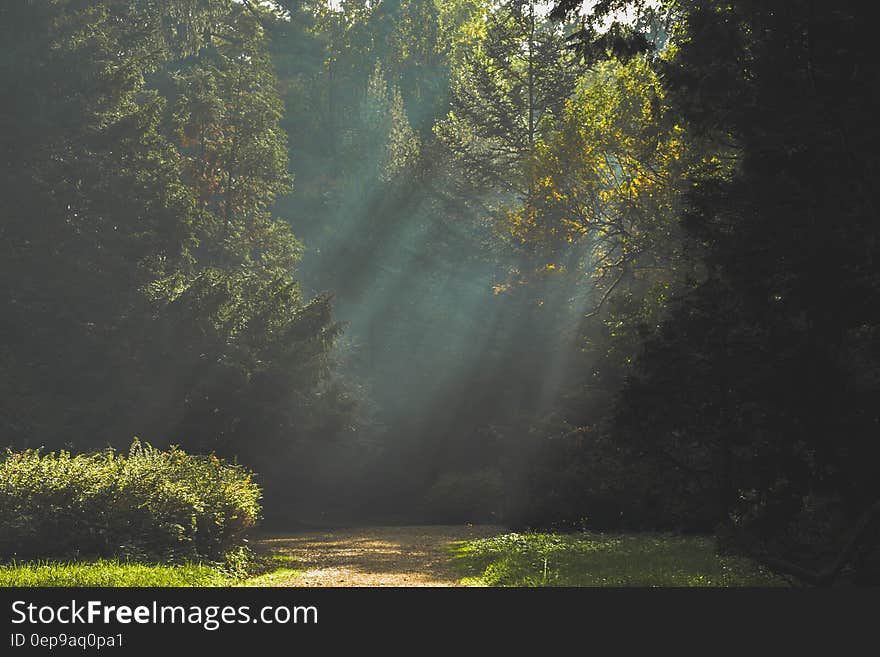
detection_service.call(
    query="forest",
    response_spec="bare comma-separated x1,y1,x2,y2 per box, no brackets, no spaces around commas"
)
1,0,878,587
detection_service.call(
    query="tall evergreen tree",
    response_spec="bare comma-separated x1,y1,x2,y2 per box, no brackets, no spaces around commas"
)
436,0,582,199
555,0,880,582
0,1,353,496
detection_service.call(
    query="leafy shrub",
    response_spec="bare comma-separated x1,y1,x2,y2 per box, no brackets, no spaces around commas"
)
0,440,261,561
421,469,504,522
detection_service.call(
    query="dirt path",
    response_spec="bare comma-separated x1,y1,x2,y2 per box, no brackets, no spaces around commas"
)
255,525,503,587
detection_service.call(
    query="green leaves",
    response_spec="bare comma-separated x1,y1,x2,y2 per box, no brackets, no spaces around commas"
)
436,0,584,197
0,0,351,482
0,441,261,561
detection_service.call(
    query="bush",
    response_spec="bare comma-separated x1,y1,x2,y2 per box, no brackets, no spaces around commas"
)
0,440,261,561
501,429,628,532
421,469,504,523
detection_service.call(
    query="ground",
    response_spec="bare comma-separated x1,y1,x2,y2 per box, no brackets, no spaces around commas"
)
0,525,783,587
254,524,503,587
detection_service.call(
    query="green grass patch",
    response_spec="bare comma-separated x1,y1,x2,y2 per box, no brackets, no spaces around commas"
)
0,553,302,587
237,554,301,586
239,568,302,587
448,532,787,587
0,560,233,587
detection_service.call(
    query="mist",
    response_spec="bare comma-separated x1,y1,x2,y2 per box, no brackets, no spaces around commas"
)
260,0,602,524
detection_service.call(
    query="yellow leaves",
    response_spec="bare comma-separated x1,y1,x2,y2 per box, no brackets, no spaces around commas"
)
490,57,696,301
598,187,615,204
530,174,566,204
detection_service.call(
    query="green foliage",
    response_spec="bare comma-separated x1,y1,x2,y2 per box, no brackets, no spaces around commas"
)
502,56,701,364
551,0,880,583
0,0,354,493
449,532,785,586
421,468,504,523
0,441,261,561
435,0,583,197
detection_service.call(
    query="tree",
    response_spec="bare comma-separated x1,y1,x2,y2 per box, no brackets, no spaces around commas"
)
435,0,583,199
0,0,352,501
555,0,880,582
508,56,698,318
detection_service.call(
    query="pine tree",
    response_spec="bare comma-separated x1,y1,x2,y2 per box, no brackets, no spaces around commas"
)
435,0,582,198
0,1,353,487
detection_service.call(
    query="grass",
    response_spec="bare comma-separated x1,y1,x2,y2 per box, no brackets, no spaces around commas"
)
0,560,234,587
447,532,788,587
238,568,302,586
236,555,302,586
0,553,301,587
